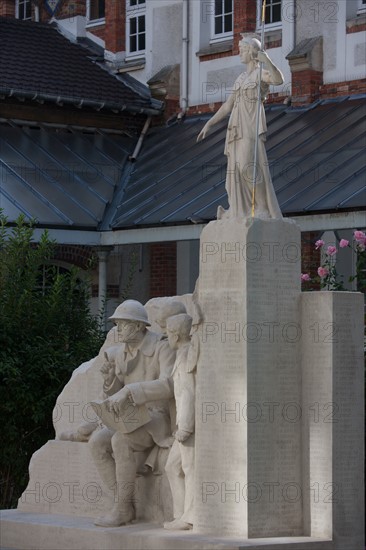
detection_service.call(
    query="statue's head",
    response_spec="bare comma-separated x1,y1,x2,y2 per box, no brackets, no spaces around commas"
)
155,300,187,334
239,35,261,61
166,313,192,350
109,300,150,343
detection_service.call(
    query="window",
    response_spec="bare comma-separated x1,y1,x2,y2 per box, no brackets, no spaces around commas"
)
36,265,71,296
358,0,366,14
126,0,146,57
212,0,233,40
258,0,282,28
16,0,32,20
87,0,105,22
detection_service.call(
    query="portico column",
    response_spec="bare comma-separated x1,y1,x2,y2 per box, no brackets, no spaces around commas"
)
96,246,114,330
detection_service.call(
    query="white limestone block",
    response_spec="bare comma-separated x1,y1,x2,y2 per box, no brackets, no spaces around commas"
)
53,328,119,439
301,291,364,550
195,217,302,537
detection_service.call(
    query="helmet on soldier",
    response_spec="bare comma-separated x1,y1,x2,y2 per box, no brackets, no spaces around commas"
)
109,300,150,326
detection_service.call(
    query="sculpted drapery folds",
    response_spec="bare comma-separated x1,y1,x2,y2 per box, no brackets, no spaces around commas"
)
197,36,284,220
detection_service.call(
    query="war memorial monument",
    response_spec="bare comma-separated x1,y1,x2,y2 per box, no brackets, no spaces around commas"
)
0,35,364,550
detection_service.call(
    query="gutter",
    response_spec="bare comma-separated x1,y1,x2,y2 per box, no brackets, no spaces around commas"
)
1,88,164,116
28,210,366,246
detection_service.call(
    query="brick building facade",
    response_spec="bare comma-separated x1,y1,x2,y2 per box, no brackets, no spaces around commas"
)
1,0,365,316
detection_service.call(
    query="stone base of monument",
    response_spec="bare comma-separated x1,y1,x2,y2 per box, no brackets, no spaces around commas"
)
0,510,333,550
16,440,173,523
1,219,364,550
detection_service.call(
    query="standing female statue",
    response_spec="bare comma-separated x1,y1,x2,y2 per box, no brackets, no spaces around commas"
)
197,36,284,220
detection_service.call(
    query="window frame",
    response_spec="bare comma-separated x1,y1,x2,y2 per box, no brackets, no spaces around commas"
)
126,0,146,59
358,0,366,14
16,0,32,21
86,0,106,26
128,0,146,7
210,0,234,44
257,0,282,31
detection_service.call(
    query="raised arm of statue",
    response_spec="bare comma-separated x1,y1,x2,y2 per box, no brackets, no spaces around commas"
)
196,35,283,220
257,50,284,85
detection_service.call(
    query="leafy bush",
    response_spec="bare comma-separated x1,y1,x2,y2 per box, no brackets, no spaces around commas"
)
0,213,104,508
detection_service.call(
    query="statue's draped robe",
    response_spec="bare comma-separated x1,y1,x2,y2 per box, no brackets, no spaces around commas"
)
224,67,282,219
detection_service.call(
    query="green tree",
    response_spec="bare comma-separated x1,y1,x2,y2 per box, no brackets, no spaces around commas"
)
0,213,104,508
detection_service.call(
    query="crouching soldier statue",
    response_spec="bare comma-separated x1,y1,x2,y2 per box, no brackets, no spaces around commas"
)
62,300,176,527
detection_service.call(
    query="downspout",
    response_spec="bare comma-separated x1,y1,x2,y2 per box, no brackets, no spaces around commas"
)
291,0,297,103
34,4,40,22
129,116,152,162
181,0,189,113
293,0,297,50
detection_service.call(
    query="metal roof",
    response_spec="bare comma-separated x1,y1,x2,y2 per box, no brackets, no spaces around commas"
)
0,122,132,228
111,95,366,229
0,96,365,231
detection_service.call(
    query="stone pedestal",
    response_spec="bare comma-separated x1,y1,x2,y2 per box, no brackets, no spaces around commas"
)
195,218,303,537
301,291,364,550
0,219,364,550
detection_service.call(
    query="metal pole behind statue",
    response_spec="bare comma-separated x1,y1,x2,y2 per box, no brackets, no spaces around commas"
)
251,0,266,218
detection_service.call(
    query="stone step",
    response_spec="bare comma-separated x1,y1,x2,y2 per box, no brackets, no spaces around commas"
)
0,510,333,550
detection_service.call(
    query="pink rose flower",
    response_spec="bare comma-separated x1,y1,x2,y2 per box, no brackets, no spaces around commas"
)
339,239,349,248
354,230,366,243
301,273,311,282
315,239,325,250
357,242,365,252
326,245,337,256
318,266,329,278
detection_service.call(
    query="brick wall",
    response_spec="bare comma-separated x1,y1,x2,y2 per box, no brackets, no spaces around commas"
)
151,98,181,126
199,50,233,63
164,98,181,119
105,0,125,53
347,21,366,33
186,102,227,116
91,283,119,298
346,15,366,34
185,74,364,115
185,92,284,116
36,0,85,22
186,75,364,112
292,76,366,106
48,0,126,51
319,78,366,98
54,244,95,269
39,3,51,22
149,242,177,298
89,25,106,41
56,0,86,19
198,0,257,61
233,0,257,55
291,69,323,106
301,231,321,290
0,0,14,17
